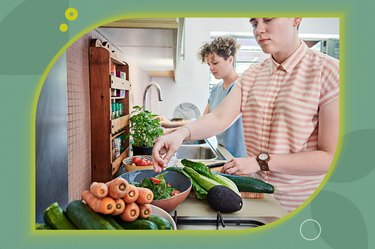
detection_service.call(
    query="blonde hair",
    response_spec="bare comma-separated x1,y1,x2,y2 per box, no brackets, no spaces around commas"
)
198,36,240,63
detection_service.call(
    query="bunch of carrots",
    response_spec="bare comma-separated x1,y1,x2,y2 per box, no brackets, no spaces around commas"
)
81,178,154,222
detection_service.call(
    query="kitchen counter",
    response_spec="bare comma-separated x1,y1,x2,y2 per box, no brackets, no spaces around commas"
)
172,137,288,229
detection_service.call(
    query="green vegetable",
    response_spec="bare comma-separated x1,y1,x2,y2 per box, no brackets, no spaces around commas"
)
210,174,240,195
65,200,117,229
183,167,221,191
214,173,275,193
139,172,176,200
181,159,213,178
115,218,158,230
167,167,207,199
146,215,172,230
100,215,124,229
43,202,76,229
35,223,52,230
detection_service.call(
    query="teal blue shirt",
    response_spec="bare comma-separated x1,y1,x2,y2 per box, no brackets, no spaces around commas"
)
208,81,247,157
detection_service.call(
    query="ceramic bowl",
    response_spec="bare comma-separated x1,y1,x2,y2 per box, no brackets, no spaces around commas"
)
119,169,192,212
150,204,177,230
122,155,154,172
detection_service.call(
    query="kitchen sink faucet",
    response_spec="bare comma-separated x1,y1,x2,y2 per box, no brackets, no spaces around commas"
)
142,81,163,110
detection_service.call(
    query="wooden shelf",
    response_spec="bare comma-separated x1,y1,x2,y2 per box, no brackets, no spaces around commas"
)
112,151,127,176
89,38,131,182
111,115,129,134
110,76,131,90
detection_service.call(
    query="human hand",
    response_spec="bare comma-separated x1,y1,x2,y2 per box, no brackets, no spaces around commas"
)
163,127,178,135
155,115,172,128
152,130,186,172
220,157,259,175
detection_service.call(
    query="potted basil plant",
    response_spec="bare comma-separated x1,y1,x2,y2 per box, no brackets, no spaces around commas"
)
129,106,163,155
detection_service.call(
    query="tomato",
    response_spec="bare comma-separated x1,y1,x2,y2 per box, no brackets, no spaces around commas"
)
137,158,148,166
167,183,171,188
150,177,161,184
132,157,141,165
171,189,181,196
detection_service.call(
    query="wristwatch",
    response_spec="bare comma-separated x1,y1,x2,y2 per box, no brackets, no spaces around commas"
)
256,152,270,171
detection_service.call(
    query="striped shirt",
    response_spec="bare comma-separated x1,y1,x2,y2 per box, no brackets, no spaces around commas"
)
236,41,339,212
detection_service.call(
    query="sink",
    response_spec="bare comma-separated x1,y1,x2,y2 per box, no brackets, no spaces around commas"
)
182,139,207,145
176,145,217,160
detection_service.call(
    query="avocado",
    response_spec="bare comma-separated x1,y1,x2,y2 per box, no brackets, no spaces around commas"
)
207,185,243,213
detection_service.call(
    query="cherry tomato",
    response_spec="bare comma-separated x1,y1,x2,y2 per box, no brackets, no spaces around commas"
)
171,189,181,196
132,157,141,165
167,183,171,188
138,158,149,166
150,177,161,184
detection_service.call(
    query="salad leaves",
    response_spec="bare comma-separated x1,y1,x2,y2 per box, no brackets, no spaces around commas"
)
139,172,176,200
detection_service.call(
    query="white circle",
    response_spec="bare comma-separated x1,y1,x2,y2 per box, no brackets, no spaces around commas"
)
299,219,322,241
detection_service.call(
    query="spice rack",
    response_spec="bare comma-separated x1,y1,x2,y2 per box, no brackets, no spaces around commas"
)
89,38,131,182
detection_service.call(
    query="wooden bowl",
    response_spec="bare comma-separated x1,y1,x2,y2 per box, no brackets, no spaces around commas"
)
123,155,154,172
119,170,192,212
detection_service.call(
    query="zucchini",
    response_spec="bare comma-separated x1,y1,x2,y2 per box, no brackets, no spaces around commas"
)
115,218,158,230
65,200,117,230
183,167,220,191
43,202,76,229
214,173,275,193
146,215,172,230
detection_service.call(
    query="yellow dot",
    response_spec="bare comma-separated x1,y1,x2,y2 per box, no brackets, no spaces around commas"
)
60,23,69,32
65,7,78,21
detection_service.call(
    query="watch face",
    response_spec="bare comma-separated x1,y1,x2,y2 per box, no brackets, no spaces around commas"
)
259,153,269,160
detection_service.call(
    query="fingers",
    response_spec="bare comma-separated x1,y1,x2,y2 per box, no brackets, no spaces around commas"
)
152,142,166,172
220,160,235,174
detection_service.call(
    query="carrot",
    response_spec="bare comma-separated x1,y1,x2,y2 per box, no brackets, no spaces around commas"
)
136,187,154,205
106,178,129,199
81,190,116,214
138,204,152,219
89,182,108,198
123,184,139,204
120,202,140,222
111,198,126,216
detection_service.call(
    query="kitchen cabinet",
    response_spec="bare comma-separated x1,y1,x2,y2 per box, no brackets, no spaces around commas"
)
89,38,131,182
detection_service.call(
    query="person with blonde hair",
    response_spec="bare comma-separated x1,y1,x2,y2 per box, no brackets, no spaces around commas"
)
153,18,339,212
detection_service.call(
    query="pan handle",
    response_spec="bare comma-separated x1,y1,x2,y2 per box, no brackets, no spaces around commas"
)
207,162,226,168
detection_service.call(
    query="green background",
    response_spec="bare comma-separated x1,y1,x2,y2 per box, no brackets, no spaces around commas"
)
0,0,373,248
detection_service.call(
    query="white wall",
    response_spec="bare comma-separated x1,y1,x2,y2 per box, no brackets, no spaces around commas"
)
137,18,340,118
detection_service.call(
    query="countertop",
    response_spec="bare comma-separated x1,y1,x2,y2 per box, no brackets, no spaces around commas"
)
172,137,288,228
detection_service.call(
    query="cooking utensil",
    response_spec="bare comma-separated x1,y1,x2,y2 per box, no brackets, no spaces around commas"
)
207,162,227,168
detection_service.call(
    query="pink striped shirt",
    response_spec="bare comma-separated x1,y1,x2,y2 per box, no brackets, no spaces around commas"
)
236,41,339,212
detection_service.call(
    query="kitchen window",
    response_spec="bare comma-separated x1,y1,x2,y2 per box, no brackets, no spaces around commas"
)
208,33,339,91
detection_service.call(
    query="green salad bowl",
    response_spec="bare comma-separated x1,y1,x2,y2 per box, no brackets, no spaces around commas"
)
119,169,192,212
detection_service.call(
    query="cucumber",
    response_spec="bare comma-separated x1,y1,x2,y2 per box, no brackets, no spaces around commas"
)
214,173,275,193
100,215,124,229
146,215,172,230
65,200,117,230
183,167,220,191
43,202,76,229
115,218,158,230
35,223,52,230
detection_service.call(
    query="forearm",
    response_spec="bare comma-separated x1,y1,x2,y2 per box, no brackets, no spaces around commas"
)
269,150,336,175
163,119,191,128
